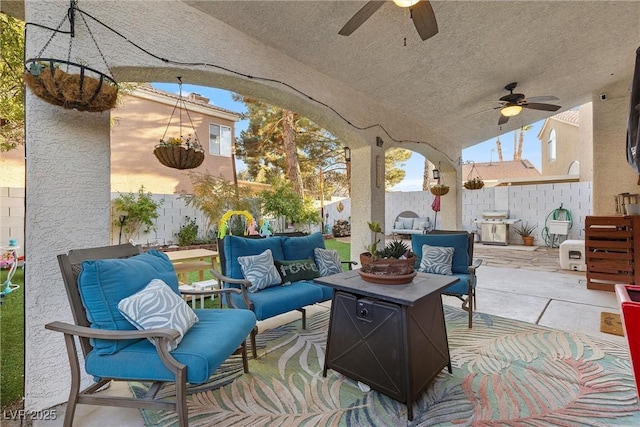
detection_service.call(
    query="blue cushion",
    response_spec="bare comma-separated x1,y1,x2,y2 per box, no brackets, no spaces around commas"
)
443,274,471,296
281,232,325,261
310,282,334,301
227,282,322,321
223,236,285,280
85,309,256,384
411,234,470,274
78,250,178,355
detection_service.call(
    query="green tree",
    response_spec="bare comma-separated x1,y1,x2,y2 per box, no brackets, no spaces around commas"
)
385,147,412,189
234,95,348,197
180,172,253,235
260,180,305,232
0,14,25,152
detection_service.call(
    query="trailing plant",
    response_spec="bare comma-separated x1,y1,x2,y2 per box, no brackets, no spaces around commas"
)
112,186,162,240
175,216,199,246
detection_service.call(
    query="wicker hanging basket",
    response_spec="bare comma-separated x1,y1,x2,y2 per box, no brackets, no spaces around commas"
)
24,59,118,112
153,144,205,170
463,163,484,190
430,185,450,196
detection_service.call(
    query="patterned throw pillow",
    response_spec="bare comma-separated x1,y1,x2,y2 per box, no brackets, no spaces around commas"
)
274,258,320,284
117,278,199,351
419,244,454,275
314,248,343,276
237,249,282,293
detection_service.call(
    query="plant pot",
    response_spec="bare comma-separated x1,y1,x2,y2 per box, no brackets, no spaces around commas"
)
430,186,449,196
522,236,535,246
153,145,205,170
23,59,118,112
358,253,416,284
464,180,485,190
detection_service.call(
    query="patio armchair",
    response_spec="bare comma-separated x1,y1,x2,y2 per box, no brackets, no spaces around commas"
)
46,243,256,427
411,231,483,328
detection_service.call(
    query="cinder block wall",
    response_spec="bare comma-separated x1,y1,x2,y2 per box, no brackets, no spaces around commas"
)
3,181,594,250
0,187,25,246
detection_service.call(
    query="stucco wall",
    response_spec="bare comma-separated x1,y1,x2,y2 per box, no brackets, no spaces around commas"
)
110,91,238,194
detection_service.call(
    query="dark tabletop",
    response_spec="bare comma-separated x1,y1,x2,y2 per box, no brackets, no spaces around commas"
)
314,270,459,306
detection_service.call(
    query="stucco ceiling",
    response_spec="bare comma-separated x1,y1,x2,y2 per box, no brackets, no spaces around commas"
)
184,0,640,151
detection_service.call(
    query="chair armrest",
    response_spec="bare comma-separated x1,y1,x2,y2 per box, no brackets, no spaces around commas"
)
341,260,358,271
468,258,483,275
45,321,181,341
210,269,253,309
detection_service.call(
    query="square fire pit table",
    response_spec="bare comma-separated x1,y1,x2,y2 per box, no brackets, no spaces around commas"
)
314,270,459,420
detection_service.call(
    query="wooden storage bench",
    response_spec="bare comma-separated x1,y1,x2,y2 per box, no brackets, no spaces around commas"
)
585,215,639,291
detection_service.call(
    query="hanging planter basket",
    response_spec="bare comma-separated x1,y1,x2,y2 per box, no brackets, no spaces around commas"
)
463,163,484,190
24,59,118,112
430,185,450,196
153,144,205,170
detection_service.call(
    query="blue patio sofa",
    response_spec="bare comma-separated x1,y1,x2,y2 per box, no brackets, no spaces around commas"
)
212,232,353,357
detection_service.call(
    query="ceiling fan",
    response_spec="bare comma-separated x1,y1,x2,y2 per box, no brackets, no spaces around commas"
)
338,0,438,41
494,82,561,125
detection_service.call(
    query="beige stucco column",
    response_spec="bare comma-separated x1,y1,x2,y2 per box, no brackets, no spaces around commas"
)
349,144,385,262
592,79,639,215
24,0,112,411
437,168,460,230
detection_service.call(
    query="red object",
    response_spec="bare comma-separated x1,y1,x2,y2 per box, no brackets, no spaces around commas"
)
615,284,640,398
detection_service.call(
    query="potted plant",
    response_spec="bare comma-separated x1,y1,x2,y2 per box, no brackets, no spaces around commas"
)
514,222,538,246
358,221,417,285
430,184,450,196
464,177,485,190
153,134,205,170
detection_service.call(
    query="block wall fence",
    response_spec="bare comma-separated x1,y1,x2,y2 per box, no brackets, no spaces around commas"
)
1,181,592,250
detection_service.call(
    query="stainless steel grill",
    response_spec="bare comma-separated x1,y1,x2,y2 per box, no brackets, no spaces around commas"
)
474,211,519,245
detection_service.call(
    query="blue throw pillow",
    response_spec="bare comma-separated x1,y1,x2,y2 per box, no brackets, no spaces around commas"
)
78,250,178,355
237,249,282,293
419,245,454,275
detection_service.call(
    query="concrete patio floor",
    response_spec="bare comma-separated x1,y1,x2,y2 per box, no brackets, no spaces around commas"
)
33,244,628,426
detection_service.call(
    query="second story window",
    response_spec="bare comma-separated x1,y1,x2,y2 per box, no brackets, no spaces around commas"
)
209,123,232,157
548,129,556,163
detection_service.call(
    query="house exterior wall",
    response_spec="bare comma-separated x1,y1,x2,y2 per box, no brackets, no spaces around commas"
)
539,116,581,176
110,90,238,194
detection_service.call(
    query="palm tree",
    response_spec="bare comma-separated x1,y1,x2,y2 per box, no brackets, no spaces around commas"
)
515,125,533,161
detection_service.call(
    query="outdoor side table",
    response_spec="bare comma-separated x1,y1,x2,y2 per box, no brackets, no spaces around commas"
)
314,270,459,421
178,280,221,309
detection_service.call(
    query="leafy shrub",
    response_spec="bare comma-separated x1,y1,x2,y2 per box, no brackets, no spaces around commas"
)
176,216,199,246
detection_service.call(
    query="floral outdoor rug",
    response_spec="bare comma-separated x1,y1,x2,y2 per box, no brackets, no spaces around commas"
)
130,306,640,426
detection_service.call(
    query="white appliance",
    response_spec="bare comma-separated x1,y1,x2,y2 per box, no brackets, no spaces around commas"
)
559,240,586,271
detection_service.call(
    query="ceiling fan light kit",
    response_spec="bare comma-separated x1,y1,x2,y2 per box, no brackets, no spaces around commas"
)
500,105,523,117
393,0,420,7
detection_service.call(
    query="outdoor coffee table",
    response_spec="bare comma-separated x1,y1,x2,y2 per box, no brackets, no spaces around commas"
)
314,269,459,421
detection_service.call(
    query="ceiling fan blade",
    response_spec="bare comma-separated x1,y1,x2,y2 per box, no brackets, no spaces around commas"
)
338,1,385,36
525,95,560,103
498,114,510,126
411,1,438,41
522,103,561,112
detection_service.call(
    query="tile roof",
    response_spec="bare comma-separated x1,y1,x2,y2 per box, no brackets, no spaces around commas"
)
549,109,579,125
462,160,541,181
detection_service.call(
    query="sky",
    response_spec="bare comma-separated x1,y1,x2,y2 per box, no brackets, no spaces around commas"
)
152,82,545,191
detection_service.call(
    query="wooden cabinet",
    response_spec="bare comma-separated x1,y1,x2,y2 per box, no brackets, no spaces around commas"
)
585,216,640,291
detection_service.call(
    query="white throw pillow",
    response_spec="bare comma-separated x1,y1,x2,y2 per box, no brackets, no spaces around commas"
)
419,245,454,275
237,249,282,293
118,278,199,351
314,248,343,276
394,221,404,230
